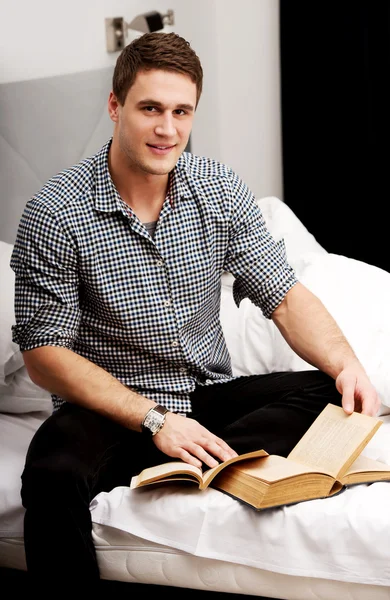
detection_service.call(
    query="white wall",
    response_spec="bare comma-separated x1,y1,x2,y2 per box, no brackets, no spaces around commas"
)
214,0,282,199
0,0,283,200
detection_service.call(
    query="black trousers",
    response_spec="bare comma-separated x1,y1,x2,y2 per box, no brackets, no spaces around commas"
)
21,370,342,589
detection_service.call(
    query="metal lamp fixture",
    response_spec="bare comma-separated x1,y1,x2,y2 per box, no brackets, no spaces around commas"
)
105,10,175,53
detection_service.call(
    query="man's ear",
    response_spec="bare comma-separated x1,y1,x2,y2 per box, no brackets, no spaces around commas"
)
108,92,120,122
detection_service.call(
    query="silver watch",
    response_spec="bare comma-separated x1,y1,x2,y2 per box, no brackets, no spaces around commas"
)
141,404,169,436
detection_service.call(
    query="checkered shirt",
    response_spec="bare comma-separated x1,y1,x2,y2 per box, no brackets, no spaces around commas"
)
10,139,298,412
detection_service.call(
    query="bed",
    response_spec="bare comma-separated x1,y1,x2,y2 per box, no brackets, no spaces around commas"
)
1,69,390,599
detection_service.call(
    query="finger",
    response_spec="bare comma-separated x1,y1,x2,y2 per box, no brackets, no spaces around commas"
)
194,445,221,469
178,445,219,469
193,425,238,460
185,441,226,469
341,382,355,414
204,438,238,462
194,424,237,454
214,436,238,458
176,449,204,469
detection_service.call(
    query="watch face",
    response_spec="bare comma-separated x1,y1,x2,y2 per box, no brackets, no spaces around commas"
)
144,409,165,434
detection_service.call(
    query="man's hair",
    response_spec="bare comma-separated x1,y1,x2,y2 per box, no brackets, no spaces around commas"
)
113,32,203,107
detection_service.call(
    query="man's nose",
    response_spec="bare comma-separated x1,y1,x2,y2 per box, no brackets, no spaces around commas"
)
155,114,176,136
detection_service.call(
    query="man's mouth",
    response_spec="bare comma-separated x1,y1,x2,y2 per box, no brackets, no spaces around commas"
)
147,143,176,154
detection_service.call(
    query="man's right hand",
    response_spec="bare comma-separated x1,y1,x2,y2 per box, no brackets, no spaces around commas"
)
152,412,238,469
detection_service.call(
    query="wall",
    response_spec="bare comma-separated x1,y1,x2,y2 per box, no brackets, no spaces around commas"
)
0,0,282,200
213,0,282,200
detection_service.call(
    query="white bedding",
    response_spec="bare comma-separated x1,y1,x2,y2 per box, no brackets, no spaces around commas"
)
1,196,390,599
91,417,390,587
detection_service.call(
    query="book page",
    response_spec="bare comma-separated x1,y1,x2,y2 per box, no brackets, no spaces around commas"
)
130,449,269,490
201,448,268,488
130,461,202,489
287,404,382,479
231,454,332,483
342,454,390,485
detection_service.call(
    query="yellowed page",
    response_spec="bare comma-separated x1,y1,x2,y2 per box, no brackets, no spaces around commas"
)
231,454,331,483
342,454,390,485
130,461,202,489
287,403,382,479
202,448,268,488
131,449,269,490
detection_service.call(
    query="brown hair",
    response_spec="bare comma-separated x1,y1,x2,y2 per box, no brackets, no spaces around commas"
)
113,32,203,107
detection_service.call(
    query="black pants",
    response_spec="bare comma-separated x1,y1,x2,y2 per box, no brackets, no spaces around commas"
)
21,370,342,589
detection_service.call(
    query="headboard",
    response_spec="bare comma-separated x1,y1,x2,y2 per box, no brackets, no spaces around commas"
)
0,67,114,244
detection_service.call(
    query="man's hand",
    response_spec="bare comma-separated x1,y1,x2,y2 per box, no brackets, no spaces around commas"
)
335,361,381,416
153,412,238,469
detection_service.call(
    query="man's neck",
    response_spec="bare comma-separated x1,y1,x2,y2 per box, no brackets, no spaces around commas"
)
108,147,170,223
124,187,167,223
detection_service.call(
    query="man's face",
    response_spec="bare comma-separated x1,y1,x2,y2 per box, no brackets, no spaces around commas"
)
109,69,197,177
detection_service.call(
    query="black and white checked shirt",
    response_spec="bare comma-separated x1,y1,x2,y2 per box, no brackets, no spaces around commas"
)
11,139,297,412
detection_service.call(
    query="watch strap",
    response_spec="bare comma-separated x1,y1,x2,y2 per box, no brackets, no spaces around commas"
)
151,404,168,417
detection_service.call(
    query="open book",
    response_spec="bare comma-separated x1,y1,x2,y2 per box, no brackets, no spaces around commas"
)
130,403,390,510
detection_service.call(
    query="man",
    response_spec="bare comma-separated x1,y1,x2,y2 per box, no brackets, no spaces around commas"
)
11,32,379,589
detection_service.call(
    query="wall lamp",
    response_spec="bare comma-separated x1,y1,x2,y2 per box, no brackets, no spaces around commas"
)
105,10,175,53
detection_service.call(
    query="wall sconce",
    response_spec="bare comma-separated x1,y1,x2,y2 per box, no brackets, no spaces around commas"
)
105,10,175,53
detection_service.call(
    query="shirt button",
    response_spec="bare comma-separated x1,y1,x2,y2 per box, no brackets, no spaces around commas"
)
172,340,179,347
164,300,171,307
206,379,213,384
179,367,186,374
156,260,163,267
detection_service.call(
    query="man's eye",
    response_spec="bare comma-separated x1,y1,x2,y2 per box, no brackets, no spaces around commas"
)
144,106,157,112
174,109,186,116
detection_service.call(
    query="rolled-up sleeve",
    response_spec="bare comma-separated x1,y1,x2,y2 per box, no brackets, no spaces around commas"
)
224,175,298,318
10,199,81,351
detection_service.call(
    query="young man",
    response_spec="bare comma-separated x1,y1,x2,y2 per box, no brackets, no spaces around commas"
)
11,32,379,588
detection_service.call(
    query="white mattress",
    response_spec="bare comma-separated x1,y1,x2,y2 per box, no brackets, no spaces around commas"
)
92,526,390,599
1,535,389,600
1,410,390,599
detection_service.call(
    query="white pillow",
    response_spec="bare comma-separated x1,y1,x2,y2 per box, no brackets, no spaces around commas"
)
222,196,326,289
0,239,52,414
220,196,327,376
220,282,275,376
272,252,390,416
0,241,24,384
0,365,52,414
256,196,327,259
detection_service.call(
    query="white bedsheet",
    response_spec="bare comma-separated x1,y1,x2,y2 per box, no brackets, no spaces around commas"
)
4,412,389,589
90,416,390,587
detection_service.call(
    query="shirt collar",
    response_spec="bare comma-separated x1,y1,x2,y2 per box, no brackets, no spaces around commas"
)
92,138,120,213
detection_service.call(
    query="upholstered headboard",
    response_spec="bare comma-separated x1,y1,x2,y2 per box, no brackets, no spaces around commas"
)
0,67,114,244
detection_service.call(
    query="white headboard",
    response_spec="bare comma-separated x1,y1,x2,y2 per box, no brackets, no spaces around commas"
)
0,67,114,244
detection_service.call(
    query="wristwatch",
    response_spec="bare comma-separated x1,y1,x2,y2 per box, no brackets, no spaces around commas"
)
141,404,169,436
